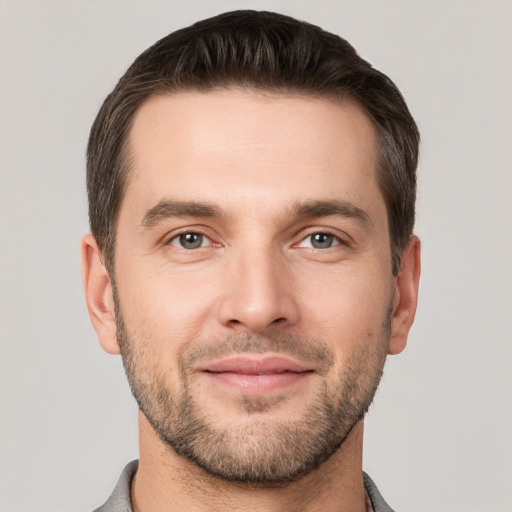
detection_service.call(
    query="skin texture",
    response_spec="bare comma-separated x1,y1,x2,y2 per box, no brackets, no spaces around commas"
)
82,89,421,512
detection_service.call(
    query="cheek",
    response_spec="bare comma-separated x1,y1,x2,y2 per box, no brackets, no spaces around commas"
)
116,263,217,346
297,264,392,344
115,269,217,394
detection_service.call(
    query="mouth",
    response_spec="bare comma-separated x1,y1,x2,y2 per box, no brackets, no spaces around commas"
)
197,355,315,393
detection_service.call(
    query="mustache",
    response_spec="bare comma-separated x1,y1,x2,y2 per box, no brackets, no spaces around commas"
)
179,331,335,375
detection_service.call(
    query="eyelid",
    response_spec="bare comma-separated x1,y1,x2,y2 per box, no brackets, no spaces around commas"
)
168,233,210,249
161,225,350,250
296,234,340,249
164,226,220,249
292,227,350,248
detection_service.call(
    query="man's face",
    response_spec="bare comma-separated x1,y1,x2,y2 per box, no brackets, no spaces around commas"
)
113,89,396,483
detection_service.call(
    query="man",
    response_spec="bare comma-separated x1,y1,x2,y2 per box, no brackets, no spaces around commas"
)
81,10,420,512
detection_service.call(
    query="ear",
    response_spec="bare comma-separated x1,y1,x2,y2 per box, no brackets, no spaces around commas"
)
80,234,120,355
387,235,421,355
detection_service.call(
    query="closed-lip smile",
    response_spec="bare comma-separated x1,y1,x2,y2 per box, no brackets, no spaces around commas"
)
197,355,315,392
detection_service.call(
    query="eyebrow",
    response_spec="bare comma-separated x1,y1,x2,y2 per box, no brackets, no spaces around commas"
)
139,198,372,230
291,200,372,227
140,200,222,229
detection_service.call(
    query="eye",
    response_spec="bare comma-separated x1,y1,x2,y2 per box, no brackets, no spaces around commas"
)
298,232,341,249
169,232,210,249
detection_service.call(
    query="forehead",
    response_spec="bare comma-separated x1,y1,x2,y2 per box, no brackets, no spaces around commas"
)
123,89,383,221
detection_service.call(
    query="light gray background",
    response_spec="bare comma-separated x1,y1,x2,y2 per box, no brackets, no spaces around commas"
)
1,1,511,511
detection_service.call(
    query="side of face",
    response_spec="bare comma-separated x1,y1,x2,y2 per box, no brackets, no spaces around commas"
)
81,89,420,484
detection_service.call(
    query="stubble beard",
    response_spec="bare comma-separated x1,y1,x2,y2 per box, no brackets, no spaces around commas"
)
115,299,391,486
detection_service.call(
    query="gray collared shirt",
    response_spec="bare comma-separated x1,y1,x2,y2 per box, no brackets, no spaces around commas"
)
94,460,395,512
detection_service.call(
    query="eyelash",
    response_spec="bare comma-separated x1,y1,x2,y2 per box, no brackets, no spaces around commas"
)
167,231,214,250
295,231,343,250
166,229,346,251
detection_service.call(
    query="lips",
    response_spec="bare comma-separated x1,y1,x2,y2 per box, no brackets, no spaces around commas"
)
198,355,314,392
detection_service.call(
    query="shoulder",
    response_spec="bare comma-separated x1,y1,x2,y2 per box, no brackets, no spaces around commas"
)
92,460,138,512
363,472,395,512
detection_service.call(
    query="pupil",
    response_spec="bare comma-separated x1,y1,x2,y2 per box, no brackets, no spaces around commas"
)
180,233,202,249
312,233,333,249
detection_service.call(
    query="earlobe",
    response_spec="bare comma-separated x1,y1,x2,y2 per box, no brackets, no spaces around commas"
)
387,235,421,355
80,234,120,355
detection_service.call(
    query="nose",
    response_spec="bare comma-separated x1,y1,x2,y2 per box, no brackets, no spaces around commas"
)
217,247,300,333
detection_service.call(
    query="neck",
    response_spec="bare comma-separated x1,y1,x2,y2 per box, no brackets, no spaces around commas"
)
132,412,368,512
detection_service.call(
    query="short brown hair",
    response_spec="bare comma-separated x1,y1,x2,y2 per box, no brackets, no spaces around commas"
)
87,10,419,275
